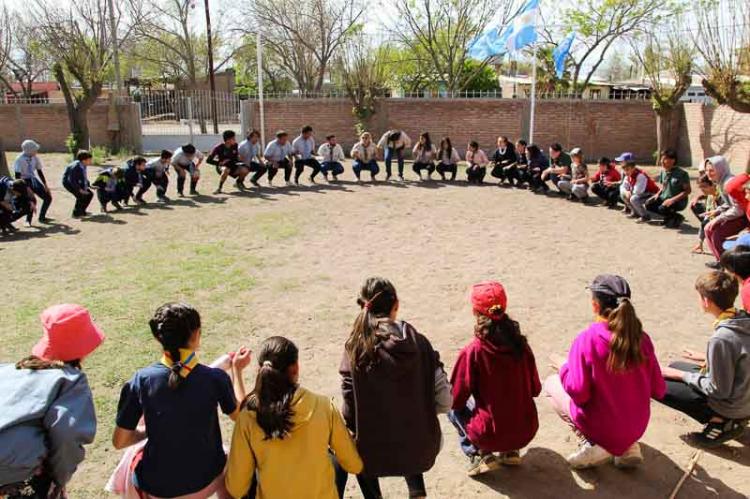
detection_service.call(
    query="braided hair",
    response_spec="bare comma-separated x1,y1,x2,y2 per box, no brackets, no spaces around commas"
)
149,303,201,389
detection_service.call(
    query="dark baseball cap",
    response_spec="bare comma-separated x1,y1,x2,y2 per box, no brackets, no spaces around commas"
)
587,274,631,299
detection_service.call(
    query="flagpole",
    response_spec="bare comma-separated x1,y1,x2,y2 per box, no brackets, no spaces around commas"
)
257,31,266,149
529,7,539,144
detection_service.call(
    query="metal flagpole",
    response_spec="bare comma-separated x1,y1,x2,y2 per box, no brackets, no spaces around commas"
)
528,7,539,144
257,31,266,148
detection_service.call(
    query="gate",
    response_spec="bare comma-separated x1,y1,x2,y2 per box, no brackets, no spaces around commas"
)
137,89,245,152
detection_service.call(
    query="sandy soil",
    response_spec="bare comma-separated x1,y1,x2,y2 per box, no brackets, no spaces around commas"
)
1,155,748,498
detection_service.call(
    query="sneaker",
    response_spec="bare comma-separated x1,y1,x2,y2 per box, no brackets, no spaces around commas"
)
467,454,501,477
622,207,632,215
286,181,294,187
250,179,260,187
235,180,246,191
705,261,722,269
134,197,146,205
385,174,392,181
213,188,222,194
178,191,185,198
636,215,651,223
24,221,32,228
190,190,199,195
694,419,747,448
398,175,405,181
332,174,339,182
668,213,685,229
567,442,612,469
268,179,274,186
156,197,168,204
112,201,123,211
309,176,316,184
614,442,643,468
39,216,52,224
497,450,522,466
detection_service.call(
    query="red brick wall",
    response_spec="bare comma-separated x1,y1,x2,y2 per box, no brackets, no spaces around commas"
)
248,98,657,160
678,103,750,170
0,103,129,152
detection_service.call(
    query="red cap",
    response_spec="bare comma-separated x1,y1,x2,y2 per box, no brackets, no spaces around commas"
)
31,304,105,362
471,281,508,320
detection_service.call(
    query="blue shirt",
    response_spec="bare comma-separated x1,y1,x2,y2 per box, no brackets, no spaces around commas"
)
116,363,236,497
238,139,261,164
13,154,43,180
292,135,315,160
264,140,293,162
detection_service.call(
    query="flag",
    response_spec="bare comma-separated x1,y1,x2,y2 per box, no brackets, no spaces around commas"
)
468,0,538,60
553,32,575,79
505,0,539,55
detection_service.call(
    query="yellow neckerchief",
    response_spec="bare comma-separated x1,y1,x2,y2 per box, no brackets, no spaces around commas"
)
161,348,200,378
595,315,608,323
713,308,737,329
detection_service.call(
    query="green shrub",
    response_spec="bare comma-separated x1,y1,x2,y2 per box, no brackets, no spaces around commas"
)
91,146,110,165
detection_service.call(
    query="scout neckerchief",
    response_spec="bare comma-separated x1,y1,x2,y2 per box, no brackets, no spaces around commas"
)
161,348,199,378
713,308,736,329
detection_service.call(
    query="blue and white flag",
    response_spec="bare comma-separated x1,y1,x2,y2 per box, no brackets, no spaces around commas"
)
553,32,576,79
505,0,539,55
468,0,539,60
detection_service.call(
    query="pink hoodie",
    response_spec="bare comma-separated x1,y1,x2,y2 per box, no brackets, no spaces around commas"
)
559,321,666,455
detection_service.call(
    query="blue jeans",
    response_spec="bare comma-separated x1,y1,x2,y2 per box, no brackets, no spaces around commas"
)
320,161,344,176
384,147,404,177
353,160,379,179
448,398,478,457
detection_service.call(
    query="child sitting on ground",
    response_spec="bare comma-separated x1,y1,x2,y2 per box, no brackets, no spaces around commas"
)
590,157,622,208
618,153,658,223
225,336,362,499
339,277,451,499
112,303,251,498
466,141,489,184
544,274,665,469
658,271,750,447
691,175,722,254
557,147,589,202
449,281,541,477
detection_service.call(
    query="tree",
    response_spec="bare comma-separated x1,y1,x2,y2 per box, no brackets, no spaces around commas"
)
34,0,130,153
631,24,694,151
334,34,389,133
541,0,679,93
238,0,365,92
0,6,12,93
390,0,515,92
233,36,295,95
694,0,750,113
1,12,53,99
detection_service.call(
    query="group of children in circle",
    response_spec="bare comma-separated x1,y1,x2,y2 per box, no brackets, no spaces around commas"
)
2,264,749,498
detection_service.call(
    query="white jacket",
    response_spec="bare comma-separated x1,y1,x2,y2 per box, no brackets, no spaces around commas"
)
317,143,345,163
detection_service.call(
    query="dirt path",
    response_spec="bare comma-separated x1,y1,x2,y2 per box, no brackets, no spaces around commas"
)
1,157,747,498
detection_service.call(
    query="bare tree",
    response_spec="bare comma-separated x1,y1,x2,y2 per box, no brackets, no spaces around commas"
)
335,34,390,133
0,6,12,94
34,0,132,152
694,0,750,113
630,23,694,152
541,0,675,92
238,0,365,92
1,12,53,99
390,0,515,92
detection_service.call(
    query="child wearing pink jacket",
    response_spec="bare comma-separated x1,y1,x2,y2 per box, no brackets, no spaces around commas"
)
544,274,666,469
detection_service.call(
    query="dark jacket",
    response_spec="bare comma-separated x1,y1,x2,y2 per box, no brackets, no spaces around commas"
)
340,320,442,477
206,143,239,167
492,143,517,167
62,161,89,191
450,336,541,452
122,160,142,188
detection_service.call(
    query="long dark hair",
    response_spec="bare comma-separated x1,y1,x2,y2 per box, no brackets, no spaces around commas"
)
345,277,398,370
16,356,81,370
439,137,453,160
474,314,528,359
593,292,644,372
245,336,299,440
149,303,201,389
418,132,432,152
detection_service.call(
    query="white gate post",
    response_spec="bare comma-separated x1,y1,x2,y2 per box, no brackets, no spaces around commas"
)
186,96,195,145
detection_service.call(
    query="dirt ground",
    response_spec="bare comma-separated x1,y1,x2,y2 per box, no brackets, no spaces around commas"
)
1,154,748,498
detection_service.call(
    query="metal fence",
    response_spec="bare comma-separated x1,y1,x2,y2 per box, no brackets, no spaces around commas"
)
135,89,241,137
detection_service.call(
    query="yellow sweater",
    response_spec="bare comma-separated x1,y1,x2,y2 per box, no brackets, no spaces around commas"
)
225,387,363,499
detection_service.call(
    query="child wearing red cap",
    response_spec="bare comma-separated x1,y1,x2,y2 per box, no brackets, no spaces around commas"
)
448,281,541,476
0,304,104,497
544,275,666,469
720,245,750,311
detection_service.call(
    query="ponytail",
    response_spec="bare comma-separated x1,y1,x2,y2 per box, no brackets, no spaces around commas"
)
149,303,201,390
345,277,398,370
16,356,81,370
245,336,299,440
597,295,644,372
474,314,528,359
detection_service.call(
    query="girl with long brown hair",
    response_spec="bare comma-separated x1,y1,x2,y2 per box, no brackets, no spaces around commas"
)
543,275,665,470
339,277,451,499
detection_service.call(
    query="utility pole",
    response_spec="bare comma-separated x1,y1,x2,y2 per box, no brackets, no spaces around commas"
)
107,0,122,93
257,31,266,148
204,0,219,134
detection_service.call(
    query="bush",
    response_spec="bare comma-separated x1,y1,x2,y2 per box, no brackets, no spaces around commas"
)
90,146,110,165
65,133,83,158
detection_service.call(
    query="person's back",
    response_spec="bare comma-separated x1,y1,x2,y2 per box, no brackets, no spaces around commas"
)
228,387,361,499
560,320,664,455
454,336,540,452
118,361,234,497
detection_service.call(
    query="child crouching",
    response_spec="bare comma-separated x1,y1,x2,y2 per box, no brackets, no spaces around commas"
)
449,281,541,476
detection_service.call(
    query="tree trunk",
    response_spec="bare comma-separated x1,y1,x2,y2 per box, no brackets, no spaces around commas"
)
71,107,91,155
656,106,681,156
0,138,9,177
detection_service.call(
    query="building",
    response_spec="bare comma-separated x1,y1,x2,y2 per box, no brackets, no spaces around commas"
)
3,82,62,103
497,75,651,100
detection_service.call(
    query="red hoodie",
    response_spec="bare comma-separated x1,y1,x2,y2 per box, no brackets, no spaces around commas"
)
725,173,750,221
450,336,541,452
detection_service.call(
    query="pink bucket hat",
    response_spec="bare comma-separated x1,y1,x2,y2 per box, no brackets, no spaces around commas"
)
32,304,105,362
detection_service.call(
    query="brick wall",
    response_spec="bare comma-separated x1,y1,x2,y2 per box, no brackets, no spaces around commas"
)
0,102,141,153
246,98,657,160
678,103,750,170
